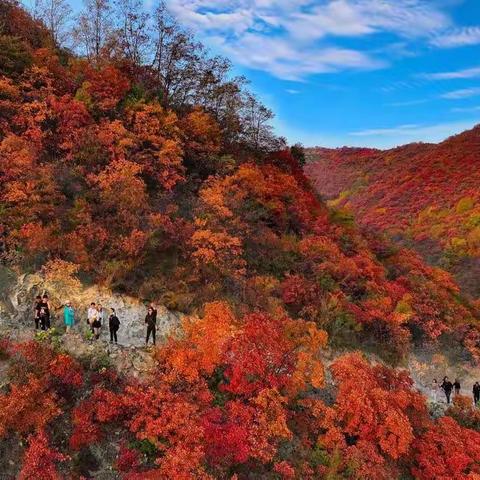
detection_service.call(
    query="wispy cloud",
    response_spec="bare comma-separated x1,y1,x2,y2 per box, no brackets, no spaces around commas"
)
286,89,301,94
277,117,480,149
386,99,429,107
441,88,480,99
284,0,449,40
165,0,451,80
350,124,420,136
348,120,480,147
211,32,384,81
430,27,480,48
423,66,480,80
452,105,480,113
380,79,426,93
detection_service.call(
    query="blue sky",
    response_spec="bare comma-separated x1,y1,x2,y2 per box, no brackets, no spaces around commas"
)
64,0,480,148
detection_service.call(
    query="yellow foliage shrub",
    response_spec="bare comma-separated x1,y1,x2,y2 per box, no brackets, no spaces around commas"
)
456,196,475,214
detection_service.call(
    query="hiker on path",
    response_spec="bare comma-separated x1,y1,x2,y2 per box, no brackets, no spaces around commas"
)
109,308,120,344
34,295,42,330
441,376,453,404
431,378,439,402
454,379,461,397
145,306,156,346
92,304,103,340
63,301,75,333
97,304,105,326
87,302,97,332
473,382,480,406
39,306,49,330
149,302,157,323
40,294,51,329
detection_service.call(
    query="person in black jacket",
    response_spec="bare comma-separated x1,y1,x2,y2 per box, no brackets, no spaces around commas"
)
441,376,453,404
145,306,156,346
453,378,461,397
109,308,120,344
38,306,49,331
149,302,157,322
40,294,51,329
34,295,42,330
473,382,480,406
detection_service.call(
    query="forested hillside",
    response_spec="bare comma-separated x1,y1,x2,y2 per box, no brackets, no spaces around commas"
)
1,0,480,478
306,127,480,298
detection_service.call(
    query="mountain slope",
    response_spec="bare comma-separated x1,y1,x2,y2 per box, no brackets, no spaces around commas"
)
306,126,480,299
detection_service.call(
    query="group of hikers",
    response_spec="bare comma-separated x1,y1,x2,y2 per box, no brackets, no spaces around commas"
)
432,377,480,406
86,302,118,341
33,295,158,346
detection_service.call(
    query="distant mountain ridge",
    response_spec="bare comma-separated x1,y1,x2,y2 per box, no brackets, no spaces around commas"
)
305,125,480,299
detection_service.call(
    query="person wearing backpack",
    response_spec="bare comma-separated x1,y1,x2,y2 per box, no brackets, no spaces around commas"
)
109,308,120,344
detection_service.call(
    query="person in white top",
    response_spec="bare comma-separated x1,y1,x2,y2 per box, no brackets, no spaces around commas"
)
87,302,97,333
92,304,104,340
431,378,439,402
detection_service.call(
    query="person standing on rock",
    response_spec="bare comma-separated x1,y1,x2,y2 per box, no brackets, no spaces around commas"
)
40,294,51,329
63,301,75,333
87,302,97,332
150,302,157,323
454,378,461,397
34,295,42,330
473,382,480,405
92,304,103,340
473,382,480,406
441,376,453,404
145,306,156,346
39,306,49,331
109,308,120,344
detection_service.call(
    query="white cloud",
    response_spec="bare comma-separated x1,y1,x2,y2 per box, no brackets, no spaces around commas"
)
164,0,451,80
286,89,301,94
441,88,480,99
423,66,480,80
286,0,449,41
431,27,480,48
210,31,384,80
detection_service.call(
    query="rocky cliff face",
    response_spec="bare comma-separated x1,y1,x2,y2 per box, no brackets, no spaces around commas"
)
0,267,181,346
0,266,182,378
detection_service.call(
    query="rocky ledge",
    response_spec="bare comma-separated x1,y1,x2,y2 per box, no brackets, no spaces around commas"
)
0,266,182,376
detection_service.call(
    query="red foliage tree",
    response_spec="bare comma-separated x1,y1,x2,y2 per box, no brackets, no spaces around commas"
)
411,416,480,480
19,430,67,480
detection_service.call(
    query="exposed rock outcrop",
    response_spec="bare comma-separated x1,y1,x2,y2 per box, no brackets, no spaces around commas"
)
0,266,182,376
0,266,181,347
